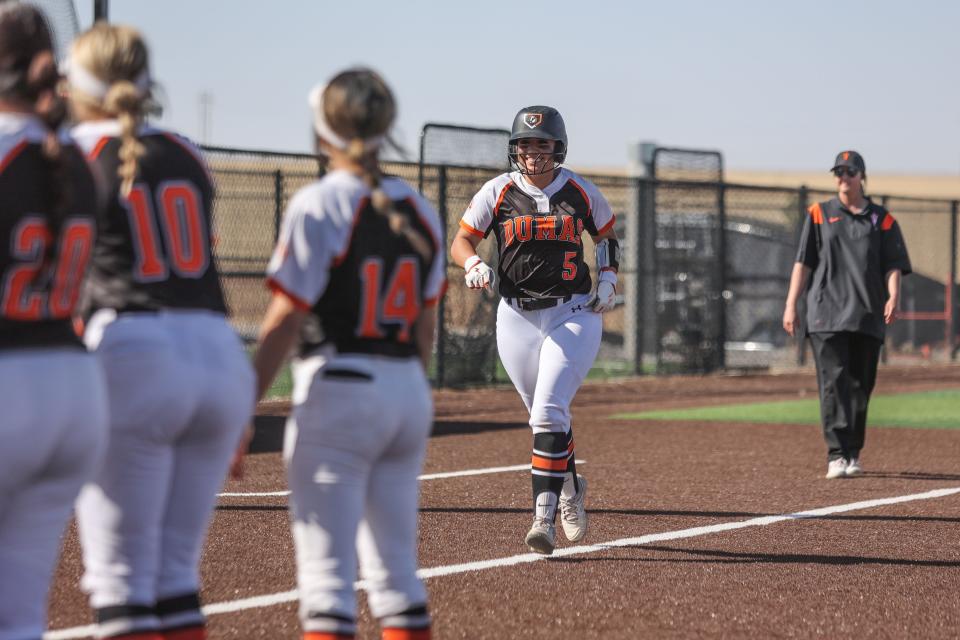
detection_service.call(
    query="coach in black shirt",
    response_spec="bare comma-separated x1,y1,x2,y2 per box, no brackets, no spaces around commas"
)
783,150,912,479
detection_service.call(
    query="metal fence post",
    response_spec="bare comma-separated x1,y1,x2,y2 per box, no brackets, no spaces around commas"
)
716,180,727,370
436,166,448,387
796,186,809,366
631,178,645,374
273,170,283,243
951,200,958,360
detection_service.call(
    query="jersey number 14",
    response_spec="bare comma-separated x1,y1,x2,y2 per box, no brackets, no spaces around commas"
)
357,256,421,343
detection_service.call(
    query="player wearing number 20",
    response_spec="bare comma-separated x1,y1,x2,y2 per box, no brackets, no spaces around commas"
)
0,6,108,639
68,24,254,640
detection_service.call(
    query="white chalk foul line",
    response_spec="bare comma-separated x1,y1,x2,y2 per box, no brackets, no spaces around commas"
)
216,461,587,498
45,485,960,640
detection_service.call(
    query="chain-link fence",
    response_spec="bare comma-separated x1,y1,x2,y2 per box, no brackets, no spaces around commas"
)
202,143,960,387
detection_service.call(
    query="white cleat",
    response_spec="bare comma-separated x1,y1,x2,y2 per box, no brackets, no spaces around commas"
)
845,458,863,476
525,517,556,555
559,475,588,542
825,458,848,479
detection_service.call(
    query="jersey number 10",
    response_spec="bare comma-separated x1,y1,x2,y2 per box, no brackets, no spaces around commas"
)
125,181,210,282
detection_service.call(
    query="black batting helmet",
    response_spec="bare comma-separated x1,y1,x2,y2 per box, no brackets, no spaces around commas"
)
508,105,567,174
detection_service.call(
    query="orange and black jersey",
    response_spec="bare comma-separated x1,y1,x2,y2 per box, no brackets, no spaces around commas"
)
71,122,226,316
796,197,912,340
0,114,98,350
460,168,615,299
267,170,446,359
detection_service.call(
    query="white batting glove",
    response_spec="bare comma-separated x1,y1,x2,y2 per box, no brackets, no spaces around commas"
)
464,255,495,290
590,278,617,313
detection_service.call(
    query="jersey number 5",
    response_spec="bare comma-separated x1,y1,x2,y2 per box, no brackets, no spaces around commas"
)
126,181,210,282
357,256,421,343
2,216,94,321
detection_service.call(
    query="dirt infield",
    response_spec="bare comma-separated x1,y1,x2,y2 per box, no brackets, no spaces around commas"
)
46,364,960,639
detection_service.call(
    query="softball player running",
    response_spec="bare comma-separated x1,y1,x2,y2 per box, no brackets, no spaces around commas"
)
67,24,254,640
0,6,108,639
451,106,619,555
253,68,444,640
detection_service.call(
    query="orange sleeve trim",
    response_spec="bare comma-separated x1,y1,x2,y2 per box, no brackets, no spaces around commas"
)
266,278,312,312
881,213,896,231
595,215,616,236
0,139,28,174
162,132,215,185
568,178,593,218
492,182,513,220
87,136,111,161
424,280,448,307
458,220,484,238
808,202,823,225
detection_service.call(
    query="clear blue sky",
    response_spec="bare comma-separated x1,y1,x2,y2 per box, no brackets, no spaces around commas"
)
70,0,960,174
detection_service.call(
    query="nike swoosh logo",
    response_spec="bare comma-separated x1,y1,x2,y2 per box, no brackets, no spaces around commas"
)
828,216,841,223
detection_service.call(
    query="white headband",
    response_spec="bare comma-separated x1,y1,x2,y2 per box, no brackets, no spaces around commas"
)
65,57,151,101
308,83,384,151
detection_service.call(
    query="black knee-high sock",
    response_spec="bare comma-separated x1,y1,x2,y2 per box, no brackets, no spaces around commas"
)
562,427,580,497
531,431,571,522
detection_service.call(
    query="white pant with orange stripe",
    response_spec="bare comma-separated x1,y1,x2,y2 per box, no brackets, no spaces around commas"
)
76,310,254,627
0,349,108,640
496,294,602,436
285,350,432,635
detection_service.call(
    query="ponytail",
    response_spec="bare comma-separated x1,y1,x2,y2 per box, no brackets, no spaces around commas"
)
104,80,146,196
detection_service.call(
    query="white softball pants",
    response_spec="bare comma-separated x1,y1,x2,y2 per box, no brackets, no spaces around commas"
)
76,310,255,611
496,294,602,435
0,349,108,640
285,352,431,633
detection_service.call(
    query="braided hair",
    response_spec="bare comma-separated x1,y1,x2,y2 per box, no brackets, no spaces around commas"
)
69,23,152,197
320,69,432,261
0,3,69,248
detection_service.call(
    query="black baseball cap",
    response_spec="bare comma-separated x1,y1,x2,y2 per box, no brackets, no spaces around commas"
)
831,150,865,174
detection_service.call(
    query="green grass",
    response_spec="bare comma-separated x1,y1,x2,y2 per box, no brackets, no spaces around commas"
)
613,390,960,430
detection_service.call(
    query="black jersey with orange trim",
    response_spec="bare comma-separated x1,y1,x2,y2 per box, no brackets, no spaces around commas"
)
796,197,911,339
266,170,447,359
459,168,615,299
0,115,99,350
71,122,226,315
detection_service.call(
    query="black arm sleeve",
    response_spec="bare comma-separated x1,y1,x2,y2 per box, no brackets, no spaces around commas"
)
881,220,912,276
794,213,819,269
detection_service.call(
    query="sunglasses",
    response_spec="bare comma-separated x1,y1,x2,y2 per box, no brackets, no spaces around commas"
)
833,167,860,178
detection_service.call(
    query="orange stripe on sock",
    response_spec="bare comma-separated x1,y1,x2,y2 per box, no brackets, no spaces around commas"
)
303,633,354,640
163,627,206,640
382,628,431,640
532,455,569,471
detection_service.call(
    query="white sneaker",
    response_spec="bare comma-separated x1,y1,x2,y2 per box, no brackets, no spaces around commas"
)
524,517,556,555
845,458,863,476
825,458,848,479
559,475,588,542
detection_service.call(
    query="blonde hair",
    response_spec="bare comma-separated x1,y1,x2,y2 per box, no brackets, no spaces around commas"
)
70,23,151,196
321,68,431,260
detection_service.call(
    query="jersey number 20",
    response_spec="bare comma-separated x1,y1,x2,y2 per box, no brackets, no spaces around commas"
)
357,256,421,343
125,181,210,282
1,216,94,321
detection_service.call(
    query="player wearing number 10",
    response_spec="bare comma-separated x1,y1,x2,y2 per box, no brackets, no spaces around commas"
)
67,24,255,640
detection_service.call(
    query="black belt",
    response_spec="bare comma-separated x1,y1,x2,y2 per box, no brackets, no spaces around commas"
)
508,295,572,311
